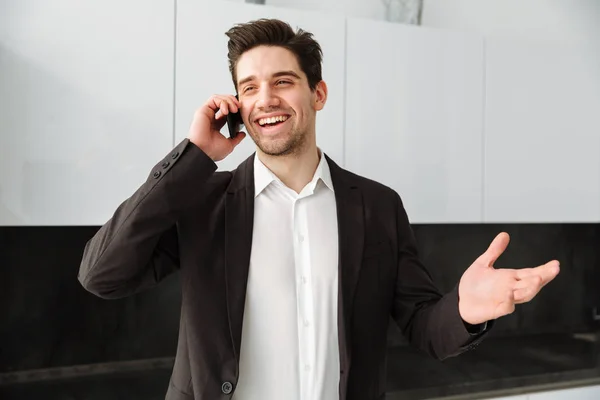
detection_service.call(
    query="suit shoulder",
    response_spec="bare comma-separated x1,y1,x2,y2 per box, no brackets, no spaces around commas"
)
343,169,401,202
203,170,233,193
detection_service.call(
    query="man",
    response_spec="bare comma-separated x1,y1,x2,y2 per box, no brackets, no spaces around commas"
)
78,18,560,400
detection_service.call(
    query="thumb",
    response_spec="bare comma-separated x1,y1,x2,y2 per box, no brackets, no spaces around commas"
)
479,232,510,267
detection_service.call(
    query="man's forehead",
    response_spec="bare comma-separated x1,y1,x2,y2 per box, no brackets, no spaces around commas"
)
236,46,302,82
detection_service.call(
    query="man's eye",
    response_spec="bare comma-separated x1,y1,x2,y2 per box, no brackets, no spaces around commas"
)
277,80,291,85
243,86,255,93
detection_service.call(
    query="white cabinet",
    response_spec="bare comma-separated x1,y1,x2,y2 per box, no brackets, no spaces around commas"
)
344,18,485,223
483,37,600,222
0,0,174,225
174,1,346,172
3,2,597,226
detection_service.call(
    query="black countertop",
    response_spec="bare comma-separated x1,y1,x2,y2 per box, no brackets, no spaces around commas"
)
385,332,600,399
1,333,599,399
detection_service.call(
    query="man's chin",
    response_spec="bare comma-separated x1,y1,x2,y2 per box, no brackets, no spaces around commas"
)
257,143,294,157
249,128,305,157
252,133,289,155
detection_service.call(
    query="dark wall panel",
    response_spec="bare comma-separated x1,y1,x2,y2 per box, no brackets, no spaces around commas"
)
1,223,598,373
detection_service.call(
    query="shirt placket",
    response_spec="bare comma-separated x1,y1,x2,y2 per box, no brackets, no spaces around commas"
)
292,194,315,400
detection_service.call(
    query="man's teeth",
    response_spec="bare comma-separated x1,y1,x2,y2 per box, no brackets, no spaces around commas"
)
258,115,288,126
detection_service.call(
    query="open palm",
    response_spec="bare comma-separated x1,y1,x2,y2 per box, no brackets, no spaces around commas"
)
458,232,560,325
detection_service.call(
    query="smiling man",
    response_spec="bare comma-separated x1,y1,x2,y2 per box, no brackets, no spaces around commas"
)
78,18,560,400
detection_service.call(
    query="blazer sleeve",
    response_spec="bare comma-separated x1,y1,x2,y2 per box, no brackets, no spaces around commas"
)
78,139,217,299
390,192,493,360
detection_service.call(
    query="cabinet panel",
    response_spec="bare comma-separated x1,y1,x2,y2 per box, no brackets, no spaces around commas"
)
345,18,484,223
0,0,174,225
483,37,600,222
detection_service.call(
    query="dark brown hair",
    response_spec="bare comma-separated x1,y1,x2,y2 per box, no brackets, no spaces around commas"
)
225,18,323,92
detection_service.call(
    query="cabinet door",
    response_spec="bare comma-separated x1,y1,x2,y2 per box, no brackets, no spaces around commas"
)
174,1,345,172
0,0,174,225
345,18,484,223
483,37,600,222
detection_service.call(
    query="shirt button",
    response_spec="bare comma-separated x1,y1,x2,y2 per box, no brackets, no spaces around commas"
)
304,320,310,327
305,364,311,371
298,234,304,243
301,276,307,284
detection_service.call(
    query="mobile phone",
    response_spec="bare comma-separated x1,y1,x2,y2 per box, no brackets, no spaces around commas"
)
226,94,243,139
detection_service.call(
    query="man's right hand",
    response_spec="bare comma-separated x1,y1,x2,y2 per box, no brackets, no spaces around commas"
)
188,94,246,162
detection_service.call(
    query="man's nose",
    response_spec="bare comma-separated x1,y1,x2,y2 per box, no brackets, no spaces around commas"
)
256,87,281,110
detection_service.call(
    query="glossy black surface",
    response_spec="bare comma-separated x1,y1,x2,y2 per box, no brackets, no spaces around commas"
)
1,224,599,398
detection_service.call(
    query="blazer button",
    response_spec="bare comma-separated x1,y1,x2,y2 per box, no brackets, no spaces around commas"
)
153,170,161,179
221,381,233,394
161,161,170,169
171,151,179,159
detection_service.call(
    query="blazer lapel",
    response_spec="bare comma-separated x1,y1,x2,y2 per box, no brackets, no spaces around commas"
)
326,155,365,370
224,153,256,363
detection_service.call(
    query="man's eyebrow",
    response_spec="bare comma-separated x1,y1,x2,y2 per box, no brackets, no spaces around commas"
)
272,70,301,80
238,70,302,87
238,75,255,88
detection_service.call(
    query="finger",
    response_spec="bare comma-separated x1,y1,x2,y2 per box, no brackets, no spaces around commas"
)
205,96,222,114
515,267,536,280
478,232,510,266
514,288,539,304
219,98,230,115
496,301,516,317
206,95,236,115
494,289,516,318
513,275,543,304
228,94,241,108
213,112,227,130
514,275,543,290
218,95,239,114
516,260,560,286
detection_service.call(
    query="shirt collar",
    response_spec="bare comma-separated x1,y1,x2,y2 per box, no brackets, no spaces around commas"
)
253,154,276,197
253,150,334,197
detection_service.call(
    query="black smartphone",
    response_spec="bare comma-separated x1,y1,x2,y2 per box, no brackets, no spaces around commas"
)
226,94,243,139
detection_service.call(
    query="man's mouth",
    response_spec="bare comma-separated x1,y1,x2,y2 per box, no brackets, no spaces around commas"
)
256,115,289,128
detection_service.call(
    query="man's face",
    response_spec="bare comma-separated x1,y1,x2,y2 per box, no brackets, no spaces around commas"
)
235,45,326,157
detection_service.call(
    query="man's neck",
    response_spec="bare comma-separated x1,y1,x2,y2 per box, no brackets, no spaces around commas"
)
257,144,321,194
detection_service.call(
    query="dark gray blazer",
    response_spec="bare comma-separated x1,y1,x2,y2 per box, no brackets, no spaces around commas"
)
78,138,490,400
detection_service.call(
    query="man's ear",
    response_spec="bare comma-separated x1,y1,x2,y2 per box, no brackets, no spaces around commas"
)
314,80,328,111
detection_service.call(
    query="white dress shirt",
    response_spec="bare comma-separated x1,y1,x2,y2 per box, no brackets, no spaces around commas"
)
232,151,340,400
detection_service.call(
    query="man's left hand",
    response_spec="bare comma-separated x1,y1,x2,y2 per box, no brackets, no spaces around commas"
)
458,232,560,326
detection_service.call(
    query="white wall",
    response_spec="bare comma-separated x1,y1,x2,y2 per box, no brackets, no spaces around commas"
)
257,0,600,223
421,0,600,46
264,0,600,47
0,0,174,225
265,0,388,22
482,36,600,222
344,20,484,223
1,1,599,225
